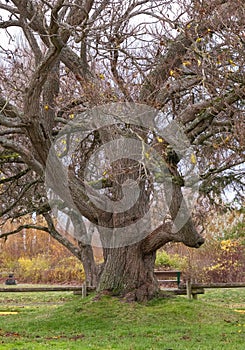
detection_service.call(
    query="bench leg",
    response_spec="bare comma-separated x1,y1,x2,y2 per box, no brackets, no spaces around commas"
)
192,293,198,300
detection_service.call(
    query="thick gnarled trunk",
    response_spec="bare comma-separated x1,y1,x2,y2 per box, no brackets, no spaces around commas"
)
98,244,158,301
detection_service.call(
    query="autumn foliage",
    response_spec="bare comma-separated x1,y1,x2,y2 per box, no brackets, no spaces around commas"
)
156,209,245,283
1,209,243,285
0,228,84,284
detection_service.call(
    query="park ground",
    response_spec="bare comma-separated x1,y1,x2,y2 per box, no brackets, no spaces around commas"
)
0,286,244,349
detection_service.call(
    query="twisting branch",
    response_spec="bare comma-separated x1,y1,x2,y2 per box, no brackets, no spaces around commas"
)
0,20,21,29
139,1,239,104
185,86,245,142
0,3,19,14
43,213,84,260
110,46,133,101
141,219,173,254
0,137,43,174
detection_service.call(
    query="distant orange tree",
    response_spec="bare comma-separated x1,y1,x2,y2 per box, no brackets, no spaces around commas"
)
0,226,85,284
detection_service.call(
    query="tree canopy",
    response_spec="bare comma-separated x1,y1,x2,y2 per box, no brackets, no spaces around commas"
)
0,0,244,300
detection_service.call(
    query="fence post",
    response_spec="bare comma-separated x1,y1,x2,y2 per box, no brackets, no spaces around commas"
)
186,279,192,300
82,282,87,298
73,282,87,297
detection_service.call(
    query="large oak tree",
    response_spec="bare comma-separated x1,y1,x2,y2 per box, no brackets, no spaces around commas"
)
0,0,244,300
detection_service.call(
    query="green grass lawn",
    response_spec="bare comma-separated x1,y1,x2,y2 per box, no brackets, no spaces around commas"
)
0,285,244,349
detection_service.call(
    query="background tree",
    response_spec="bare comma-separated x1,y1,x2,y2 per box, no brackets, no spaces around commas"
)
0,0,244,300
0,221,86,284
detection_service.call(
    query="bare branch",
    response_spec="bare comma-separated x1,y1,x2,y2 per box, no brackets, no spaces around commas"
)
0,179,39,217
0,168,30,185
0,3,19,14
185,86,245,141
0,137,43,174
200,159,245,180
0,224,50,240
0,95,22,120
19,18,43,65
43,212,84,260
156,76,202,107
0,20,21,29
139,1,240,103
0,127,25,136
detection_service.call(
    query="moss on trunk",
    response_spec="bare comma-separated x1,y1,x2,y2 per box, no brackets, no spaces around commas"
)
98,244,158,301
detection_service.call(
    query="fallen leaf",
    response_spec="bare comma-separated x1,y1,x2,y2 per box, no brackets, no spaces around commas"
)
234,309,245,314
0,311,18,315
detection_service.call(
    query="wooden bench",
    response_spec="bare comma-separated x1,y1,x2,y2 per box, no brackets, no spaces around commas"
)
155,271,205,299
154,270,182,287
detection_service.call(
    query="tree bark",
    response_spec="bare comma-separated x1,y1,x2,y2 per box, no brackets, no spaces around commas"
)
98,244,158,302
78,242,98,288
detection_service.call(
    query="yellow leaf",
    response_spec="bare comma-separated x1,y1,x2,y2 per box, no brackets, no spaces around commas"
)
157,136,164,143
190,153,197,164
228,59,236,66
169,69,175,76
145,152,150,159
99,73,105,80
182,61,191,67
102,170,107,176
44,105,49,110
196,37,202,43
69,113,75,119
197,59,202,67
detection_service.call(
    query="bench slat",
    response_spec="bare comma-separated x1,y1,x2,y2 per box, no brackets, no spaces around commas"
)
158,280,180,283
154,270,182,286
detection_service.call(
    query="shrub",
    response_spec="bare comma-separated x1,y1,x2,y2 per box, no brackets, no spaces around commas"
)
204,238,244,283
155,250,187,270
16,255,85,284
17,255,50,283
